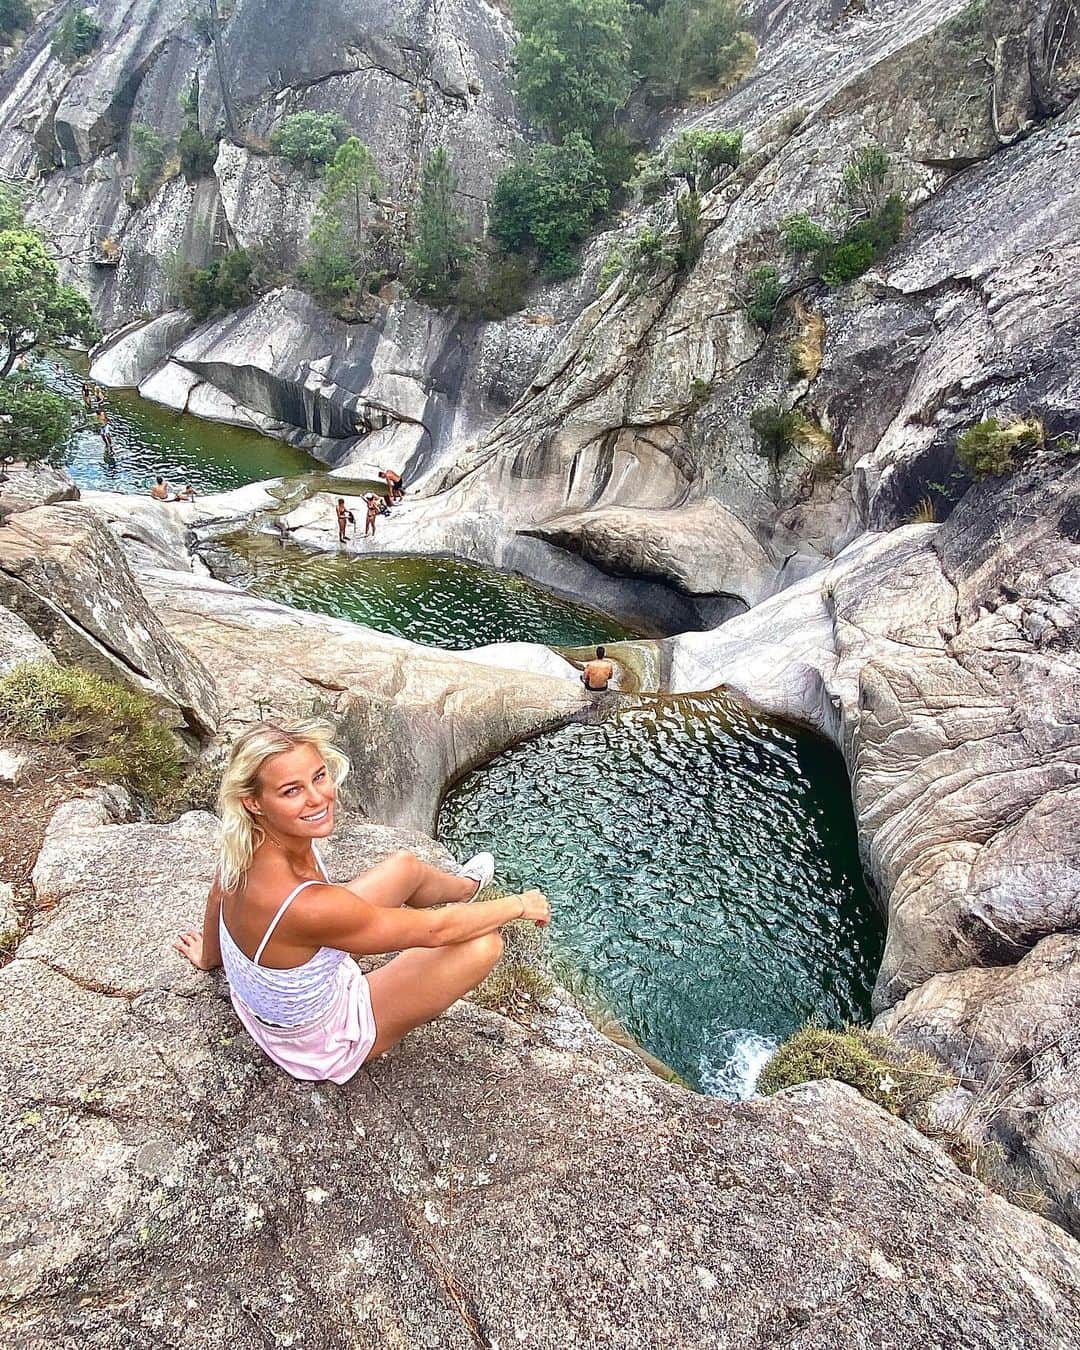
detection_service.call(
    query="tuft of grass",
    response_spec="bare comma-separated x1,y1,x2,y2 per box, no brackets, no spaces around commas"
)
0,662,184,803
910,495,937,524
471,887,556,1020
791,411,834,456
758,1024,954,1117
154,756,223,822
790,299,825,380
956,415,1044,478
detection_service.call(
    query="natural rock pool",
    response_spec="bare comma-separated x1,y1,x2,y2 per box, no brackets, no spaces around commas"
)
42,358,317,493
203,533,641,650
439,694,885,1098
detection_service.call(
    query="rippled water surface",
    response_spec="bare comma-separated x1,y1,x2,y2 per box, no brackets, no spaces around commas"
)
40,357,316,493
208,533,641,650
440,694,884,1098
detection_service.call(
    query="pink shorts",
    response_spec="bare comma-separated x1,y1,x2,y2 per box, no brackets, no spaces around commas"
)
230,959,378,1084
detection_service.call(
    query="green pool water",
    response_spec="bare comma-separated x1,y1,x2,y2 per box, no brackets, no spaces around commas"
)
205,532,641,650
439,694,884,1098
39,356,317,494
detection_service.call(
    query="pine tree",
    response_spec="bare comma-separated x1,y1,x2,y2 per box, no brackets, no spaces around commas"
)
406,148,470,303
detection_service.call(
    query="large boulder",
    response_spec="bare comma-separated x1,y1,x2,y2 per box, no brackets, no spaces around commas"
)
0,463,79,515
3,794,1080,1345
877,933,1080,1236
0,503,219,735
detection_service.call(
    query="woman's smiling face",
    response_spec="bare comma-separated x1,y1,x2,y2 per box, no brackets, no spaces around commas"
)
245,741,337,841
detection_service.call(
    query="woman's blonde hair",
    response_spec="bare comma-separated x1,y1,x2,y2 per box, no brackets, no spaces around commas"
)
216,719,350,894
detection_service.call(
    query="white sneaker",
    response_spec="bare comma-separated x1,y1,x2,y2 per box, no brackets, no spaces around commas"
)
458,851,495,901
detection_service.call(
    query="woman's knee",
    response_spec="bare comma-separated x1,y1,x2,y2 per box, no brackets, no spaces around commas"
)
465,930,503,974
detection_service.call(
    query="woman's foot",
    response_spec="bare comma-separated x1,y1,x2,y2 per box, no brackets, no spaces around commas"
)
458,851,495,900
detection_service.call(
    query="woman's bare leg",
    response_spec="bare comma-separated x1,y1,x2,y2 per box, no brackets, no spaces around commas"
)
344,850,476,910
364,932,503,1059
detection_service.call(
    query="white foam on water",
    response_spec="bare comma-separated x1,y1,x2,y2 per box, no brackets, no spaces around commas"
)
699,1028,780,1101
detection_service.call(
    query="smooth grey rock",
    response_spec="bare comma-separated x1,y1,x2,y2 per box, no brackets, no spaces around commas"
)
0,604,54,675
4,795,1080,1346
0,503,219,735
0,464,79,515
527,499,781,607
89,311,197,388
877,934,1080,1237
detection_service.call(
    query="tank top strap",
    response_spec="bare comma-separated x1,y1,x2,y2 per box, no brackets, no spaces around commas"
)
253,879,326,966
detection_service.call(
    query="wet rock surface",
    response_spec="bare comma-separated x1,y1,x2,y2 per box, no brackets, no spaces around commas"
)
3,794,1080,1347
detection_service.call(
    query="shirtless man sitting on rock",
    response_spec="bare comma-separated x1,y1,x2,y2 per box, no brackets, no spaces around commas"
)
581,646,614,692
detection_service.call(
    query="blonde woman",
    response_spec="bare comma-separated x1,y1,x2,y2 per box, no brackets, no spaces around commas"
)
174,720,551,1082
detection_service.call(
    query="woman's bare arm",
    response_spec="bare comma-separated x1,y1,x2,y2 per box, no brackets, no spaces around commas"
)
173,883,224,971
291,885,549,956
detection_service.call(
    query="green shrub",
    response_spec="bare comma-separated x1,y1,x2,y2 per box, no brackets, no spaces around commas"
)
0,377,73,465
178,124,219,180
454,249,532,320
667,128,743,192
757,1025,953,1118
624,224,675,283
0,662,184,802
0,181,23,231
745,264,782,328
130,123,168,203
841,142,892,218
490,134,609,277
781,211,832,256
511,0,632,139
675,189,704,269
596,246,624,295
51,7,101,63
0,0,31,40
956,416,1044,478
180,246,263,320
781,147,907,287
270,111,352,172
750,404,800,461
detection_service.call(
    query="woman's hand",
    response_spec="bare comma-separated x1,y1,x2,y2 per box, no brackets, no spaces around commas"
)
517,889,551,928
174,929,216,971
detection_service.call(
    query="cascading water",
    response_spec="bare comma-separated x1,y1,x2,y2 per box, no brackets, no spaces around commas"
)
439,693,884,1099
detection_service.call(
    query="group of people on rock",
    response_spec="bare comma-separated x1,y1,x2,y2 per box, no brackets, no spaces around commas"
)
334,467,405,544
150,475,196,502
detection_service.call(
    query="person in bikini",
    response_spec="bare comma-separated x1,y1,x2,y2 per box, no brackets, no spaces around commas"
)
174,720,551,1082
363,492,380,537
335,497,348,544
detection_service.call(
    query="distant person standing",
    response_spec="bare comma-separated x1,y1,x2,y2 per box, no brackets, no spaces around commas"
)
335,497,349,544
100,424,114,454
379,468,404,504
364,493,380,538
81,382,93,409
581,646,614,692
150,476,169,501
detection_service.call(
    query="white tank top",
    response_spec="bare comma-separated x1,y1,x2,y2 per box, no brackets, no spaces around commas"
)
218,847,351,1027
